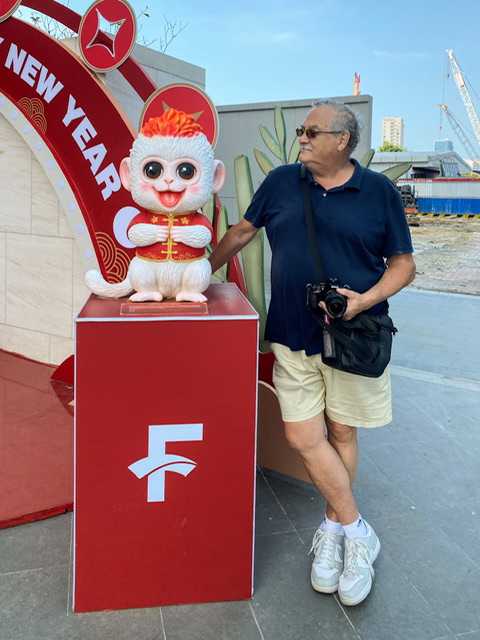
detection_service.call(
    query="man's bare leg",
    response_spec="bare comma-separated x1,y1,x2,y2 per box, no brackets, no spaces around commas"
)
324,415,359,524
283,411,358,525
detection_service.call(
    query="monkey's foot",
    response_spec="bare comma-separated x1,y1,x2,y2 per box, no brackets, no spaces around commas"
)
175,291,207,303
129,291,164,302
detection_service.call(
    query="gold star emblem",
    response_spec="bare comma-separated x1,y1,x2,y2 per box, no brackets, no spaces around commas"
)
151,215,158,223
162,101,204,121
85,11,125,58
181,217,189,225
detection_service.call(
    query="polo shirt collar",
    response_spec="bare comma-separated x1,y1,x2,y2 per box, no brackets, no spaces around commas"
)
344,158,364,190
306,158,365,191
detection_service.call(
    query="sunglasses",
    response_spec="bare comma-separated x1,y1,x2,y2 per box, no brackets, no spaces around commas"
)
296,126,343,138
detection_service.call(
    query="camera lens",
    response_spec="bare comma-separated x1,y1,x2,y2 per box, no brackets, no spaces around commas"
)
325,291,347,318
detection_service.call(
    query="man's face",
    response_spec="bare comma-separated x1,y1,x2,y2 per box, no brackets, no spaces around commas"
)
298,106,344,171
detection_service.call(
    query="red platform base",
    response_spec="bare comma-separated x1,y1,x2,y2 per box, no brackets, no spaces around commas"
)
0,350,73,529
74,283,259,612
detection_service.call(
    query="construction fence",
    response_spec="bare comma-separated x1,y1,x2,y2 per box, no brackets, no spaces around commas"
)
397,178,480,217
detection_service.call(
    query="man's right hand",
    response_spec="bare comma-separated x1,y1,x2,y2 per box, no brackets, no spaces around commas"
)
208,218,259,273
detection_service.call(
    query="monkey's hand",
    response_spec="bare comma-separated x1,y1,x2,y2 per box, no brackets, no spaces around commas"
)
171,225,212,248
155,225,170,242
128,223,168,247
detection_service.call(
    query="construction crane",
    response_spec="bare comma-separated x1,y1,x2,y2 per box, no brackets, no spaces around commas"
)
446,49,480,145
353,72,360,96
439,104,480,162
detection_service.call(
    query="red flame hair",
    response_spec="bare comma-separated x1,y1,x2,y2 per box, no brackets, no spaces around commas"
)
141,108,203,138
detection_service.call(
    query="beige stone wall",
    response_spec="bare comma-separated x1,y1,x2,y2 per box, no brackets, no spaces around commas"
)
0,115,91,365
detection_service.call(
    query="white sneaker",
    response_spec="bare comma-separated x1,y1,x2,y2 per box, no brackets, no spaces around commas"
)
309,529,344,594
338,521,380,606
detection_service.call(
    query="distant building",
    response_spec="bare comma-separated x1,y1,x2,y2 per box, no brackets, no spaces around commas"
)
463,158,480,173
370,150,472,179
382,117,404,147
434,138,454,153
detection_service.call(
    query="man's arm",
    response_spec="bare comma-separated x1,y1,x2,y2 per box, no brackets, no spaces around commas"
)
325,253,416,321
208,218,260,273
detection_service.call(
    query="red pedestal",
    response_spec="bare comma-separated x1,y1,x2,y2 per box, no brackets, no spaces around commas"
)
73,283,258,612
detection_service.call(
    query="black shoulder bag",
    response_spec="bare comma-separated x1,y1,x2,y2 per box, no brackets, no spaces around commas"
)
300,164,397,378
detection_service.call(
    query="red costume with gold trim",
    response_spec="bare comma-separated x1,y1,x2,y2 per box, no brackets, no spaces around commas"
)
127,210,213,262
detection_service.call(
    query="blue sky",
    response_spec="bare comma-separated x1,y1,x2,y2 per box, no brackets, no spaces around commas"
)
16,0,480,155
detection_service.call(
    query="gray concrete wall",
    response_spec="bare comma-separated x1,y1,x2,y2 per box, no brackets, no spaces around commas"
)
215,95,373,223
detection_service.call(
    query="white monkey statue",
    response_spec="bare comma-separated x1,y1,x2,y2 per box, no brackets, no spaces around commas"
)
85,108,226,302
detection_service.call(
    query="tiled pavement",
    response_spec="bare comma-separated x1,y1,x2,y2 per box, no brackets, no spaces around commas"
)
1,287,479,640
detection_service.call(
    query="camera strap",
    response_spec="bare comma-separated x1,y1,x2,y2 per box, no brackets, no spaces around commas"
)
300,164,396,362
299,163,389,314
300,163,326,283
299,163,373,361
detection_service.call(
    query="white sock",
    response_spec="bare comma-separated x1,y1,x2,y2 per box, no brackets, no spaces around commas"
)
343,514,368,539
319,515,344,536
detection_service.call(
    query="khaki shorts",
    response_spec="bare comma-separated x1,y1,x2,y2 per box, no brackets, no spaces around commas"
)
271,342,392,428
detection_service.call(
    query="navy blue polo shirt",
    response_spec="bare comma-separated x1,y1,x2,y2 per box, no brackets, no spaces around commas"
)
244,160,413,356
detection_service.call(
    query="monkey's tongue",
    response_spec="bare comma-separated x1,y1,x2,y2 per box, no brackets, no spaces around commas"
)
158,191,183,208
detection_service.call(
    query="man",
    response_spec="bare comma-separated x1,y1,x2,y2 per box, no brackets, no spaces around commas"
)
209,99,415,606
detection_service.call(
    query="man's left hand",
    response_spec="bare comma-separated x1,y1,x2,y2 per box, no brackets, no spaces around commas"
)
319,288,365,322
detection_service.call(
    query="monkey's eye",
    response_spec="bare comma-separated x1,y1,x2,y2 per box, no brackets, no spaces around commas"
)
177,163,196,180
143,162,163,180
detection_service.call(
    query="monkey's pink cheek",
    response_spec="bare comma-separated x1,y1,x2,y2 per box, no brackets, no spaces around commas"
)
188,184,202,194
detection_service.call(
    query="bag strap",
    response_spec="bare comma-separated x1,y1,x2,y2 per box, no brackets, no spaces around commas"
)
300,164,325,283
301,164,389,315
300,164,371,361
309,310,373,361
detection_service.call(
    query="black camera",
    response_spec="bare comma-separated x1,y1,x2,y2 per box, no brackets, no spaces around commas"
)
307,279,348,319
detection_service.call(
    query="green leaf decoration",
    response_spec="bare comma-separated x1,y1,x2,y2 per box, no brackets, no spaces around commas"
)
381,162,412,182
234,155,254,215
274,105,287,163
241,230,269,353
259,125,283,161
208,203,229,283
228,106,304,351
215,204,229,244
359,148,375,168
202,193,215,226
203,194,218,277
254,148,276,176
288,135,301,164
233,155,269,352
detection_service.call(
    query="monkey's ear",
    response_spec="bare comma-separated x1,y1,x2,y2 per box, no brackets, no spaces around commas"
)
212,160,226,194
119,158,132,191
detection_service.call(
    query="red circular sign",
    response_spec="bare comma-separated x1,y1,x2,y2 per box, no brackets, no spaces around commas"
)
79,0,136,73
0,0,21,23
140,83,219,148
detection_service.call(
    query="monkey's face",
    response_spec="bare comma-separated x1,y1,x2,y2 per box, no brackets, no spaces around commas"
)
127,133,217,213
138,156,205,211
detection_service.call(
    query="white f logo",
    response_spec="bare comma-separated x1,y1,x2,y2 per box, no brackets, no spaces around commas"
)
128,424,203,502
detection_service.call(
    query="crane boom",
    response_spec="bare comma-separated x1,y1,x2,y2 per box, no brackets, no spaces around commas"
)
439,104,480,162
446,49,480,144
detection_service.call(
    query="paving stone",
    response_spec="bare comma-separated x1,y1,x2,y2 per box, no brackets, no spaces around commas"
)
2,289,480,639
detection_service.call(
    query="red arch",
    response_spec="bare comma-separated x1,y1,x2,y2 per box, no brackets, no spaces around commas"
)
21,0,156,100
0,15,143,279
0,2,247,293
